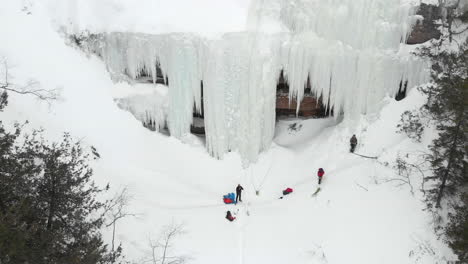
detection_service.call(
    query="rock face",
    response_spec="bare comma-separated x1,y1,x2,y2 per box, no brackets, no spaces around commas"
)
407,4,441,44
276,93,327,118
275,72,328,118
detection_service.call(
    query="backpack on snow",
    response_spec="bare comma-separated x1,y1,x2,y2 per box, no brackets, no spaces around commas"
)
223,193,236,204
282,188,293,195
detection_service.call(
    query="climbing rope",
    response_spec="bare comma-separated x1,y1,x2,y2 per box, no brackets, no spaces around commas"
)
249,150,276,195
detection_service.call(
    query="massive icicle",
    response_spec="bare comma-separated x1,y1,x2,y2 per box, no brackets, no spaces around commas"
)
116,87,168,132
203,33,281,162
102,33,204,138
270,0,427,116
97,0,429,165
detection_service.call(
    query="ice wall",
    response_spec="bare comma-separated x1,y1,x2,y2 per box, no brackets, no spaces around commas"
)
203,33,281,161
267,0,428,116
97,0,429,165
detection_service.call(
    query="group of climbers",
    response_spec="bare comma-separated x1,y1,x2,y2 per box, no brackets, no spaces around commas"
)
224,135,358,222
224,184,244,221
223,184,244,205
316,134,356,185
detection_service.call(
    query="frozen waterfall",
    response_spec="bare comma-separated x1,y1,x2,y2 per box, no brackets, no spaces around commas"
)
96,0,429,165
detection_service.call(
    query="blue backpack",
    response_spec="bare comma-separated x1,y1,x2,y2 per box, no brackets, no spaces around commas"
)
223,193,236,204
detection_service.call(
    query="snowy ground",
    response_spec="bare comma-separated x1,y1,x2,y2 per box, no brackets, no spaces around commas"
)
0,2,457,264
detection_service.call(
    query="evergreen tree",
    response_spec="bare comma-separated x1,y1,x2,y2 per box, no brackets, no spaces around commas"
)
446,193,468,262
0,91,7,111
399,39,467,261
417,41,468,209
0,91,120,264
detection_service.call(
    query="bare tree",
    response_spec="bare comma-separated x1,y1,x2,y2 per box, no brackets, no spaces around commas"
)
387,153,430,196
145,223,189,264
408,234,438,263
438,0,467,42
0,59,60,104
104,186,140,262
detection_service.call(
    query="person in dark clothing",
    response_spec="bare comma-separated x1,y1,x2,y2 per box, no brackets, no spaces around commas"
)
350,134,357,153
236,184,244,203
226,210,236,222
317,168,325,185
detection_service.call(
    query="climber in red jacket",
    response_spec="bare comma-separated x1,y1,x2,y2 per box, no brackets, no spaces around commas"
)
317,168,325,185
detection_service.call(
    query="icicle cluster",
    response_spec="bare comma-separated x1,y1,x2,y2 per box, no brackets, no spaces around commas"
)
98,0,429,165
116,88,168,132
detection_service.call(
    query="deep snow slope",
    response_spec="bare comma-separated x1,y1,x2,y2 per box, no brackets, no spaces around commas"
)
40,0,252,37
0,2,457,264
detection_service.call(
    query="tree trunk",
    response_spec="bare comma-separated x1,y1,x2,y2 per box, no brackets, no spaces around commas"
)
448,11,453,43
436,119,462,208
161,239,169,264
111,222,116,263
46,174,56,230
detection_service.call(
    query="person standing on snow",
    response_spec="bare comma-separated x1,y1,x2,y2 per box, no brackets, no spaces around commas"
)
350,134,357,153
317,168,325,185
236,184,244,203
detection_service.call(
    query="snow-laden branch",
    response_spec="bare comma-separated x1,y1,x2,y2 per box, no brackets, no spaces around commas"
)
0,60,60,103
145,222,190,264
